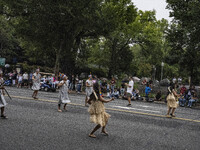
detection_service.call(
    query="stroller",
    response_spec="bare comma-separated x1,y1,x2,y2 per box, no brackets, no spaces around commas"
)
4,80,12,86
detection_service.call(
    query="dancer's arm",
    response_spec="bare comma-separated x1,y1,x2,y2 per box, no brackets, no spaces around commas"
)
0,86,5,95
58,81,65,87
172,90,180,97
100,96,114,103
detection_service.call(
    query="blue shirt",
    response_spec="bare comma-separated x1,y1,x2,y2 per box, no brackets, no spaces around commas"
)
145,87,151,94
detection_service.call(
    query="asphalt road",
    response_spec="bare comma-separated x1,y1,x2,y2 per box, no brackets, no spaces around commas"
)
0,87,200,150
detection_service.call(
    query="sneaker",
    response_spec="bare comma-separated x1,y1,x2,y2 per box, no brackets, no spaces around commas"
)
1,115,8,119
127,104,131,107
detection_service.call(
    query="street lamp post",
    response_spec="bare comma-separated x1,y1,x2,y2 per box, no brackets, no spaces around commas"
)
152,65,156,81
161,62,164,81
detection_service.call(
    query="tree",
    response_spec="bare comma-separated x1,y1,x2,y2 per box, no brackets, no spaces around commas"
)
166,0,200,84
1,0,106,74
0,15,21,64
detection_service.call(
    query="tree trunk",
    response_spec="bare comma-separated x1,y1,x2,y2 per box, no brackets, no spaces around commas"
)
54,41,63,75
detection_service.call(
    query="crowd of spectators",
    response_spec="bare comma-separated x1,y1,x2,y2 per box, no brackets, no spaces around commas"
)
1,69,199,107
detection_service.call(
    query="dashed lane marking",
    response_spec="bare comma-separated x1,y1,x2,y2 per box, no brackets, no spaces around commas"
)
113,106,161,113
7,95,200,123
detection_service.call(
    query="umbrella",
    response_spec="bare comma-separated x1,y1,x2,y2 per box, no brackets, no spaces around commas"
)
133,76,140,82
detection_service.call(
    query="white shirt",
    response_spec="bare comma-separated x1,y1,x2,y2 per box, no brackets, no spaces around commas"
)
172,78,176,83
86,79,93,87
23,73,28,80
127,80,134,94
18,76,23,81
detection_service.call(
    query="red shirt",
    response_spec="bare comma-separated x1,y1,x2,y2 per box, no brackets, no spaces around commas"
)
180,87,187,94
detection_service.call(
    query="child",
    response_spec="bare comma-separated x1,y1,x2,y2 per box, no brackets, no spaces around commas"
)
58,76,70,112
145,83,151,101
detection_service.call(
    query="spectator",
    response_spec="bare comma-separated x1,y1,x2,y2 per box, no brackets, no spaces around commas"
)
111,88,119,99
187,93,198,108
101,80,107,94
106,83,111,98
180,85,187,95
155,91,162,101
110,77,116,94
120,82,125,96
17,74,23,88
8,72,13,83
77,77,82,93
142,79,147,85
172,77,177,84
52,74,56,88
29,72,33,89
12,71,17,86
145,83,152,101
178,77,182,84
23,72,29,87
191,85,197,96
179,95,187,107
185,86,192,100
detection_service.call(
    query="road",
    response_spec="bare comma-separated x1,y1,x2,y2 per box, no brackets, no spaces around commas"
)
0,87,200,150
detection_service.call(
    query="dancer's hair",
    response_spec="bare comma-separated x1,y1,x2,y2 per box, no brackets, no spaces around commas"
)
90,82,100,101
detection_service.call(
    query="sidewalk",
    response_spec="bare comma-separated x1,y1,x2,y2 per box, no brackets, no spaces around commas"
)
69,90,200,109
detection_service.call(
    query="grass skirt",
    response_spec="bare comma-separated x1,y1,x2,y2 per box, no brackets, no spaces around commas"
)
88,100,110,127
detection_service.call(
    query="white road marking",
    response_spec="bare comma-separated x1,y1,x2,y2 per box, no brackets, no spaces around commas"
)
113,106,161,113
138,105,152,108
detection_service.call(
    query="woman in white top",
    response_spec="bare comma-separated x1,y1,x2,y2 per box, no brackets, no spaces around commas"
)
32,69,41,99
58,76,70,112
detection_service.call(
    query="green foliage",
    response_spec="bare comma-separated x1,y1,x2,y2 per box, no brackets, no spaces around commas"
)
166,0,200,84
0,0,179,82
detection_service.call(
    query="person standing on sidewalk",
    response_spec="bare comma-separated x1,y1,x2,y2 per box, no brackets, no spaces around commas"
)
12,71,17,86
125,77,134,106
0,74,7,119
32,69,41,99
23,72,29,88
85,75,93,107
17,73,23,88
110,77,116,94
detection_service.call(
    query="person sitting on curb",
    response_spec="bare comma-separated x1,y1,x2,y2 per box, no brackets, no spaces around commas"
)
154,91,162,101
187,93,198,108
179,94,187,107
111,88,120,99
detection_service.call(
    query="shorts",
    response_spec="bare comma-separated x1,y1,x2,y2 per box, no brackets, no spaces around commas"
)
23,79,28,84
127,93,132,98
